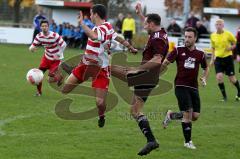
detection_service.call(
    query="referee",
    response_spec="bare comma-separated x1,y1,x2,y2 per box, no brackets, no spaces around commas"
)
210,19,240,101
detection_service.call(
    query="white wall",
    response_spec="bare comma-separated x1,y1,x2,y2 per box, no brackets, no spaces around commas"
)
52,8,79,26
222,16,240,35
210,15,240,34
0,27,33,44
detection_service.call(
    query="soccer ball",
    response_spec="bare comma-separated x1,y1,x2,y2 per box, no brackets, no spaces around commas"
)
26,68,44,85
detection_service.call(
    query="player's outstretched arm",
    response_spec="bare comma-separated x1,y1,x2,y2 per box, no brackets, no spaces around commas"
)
114,36,138,54
200,67,209,87
135,3,145,23
139,54,163,70
78,11,98,40
160,59,171,73
29,45,37,52
209,48,215,67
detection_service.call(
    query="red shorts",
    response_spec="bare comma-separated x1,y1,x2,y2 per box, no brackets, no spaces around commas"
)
39,55,61,75
72,63,110,90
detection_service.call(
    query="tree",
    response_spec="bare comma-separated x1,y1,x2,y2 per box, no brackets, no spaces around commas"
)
13,0,22,27
210,0,227,7
91,0,136,18
91,0,109,7
8,0,34,27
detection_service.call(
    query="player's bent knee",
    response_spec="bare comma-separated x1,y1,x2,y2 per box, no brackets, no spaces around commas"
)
229,76,236,83
192,113,200,121
130,108,139,119
61,84,73,94
96,99,105,108
61,88,69,95
216,74,223,81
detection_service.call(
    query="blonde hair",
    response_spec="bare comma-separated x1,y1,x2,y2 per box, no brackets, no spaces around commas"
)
215,19,224,24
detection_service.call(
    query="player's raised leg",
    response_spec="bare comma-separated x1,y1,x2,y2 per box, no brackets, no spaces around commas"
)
61,73,81,94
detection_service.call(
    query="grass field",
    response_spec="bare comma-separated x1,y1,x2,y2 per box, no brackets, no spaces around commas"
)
0,44,240,159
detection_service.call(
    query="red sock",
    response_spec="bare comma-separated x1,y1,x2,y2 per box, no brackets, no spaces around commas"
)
37,82,42,94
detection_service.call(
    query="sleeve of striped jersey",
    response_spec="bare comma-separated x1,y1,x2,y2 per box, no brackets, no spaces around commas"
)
56,33,66,48
112,31,118,40
95,27,106,41
31,34,41,47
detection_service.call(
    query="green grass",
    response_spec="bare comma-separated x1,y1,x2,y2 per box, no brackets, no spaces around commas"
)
0,44,240,159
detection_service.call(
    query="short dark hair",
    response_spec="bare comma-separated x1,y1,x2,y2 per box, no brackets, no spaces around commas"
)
146,13,161,26
184,27,198,37
92,4,107,19
40,19,49,26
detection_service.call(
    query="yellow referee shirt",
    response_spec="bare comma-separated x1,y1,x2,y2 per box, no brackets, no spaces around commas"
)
210,30,236,58
122,18,136,34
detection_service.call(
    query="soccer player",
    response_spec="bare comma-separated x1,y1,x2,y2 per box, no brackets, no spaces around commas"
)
236,27,240,73
61,4,137,128
210,19,240,101
29,20,67,96
161,27,209,149
111,3,169,156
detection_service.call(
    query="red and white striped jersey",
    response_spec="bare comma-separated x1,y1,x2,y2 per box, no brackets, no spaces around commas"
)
30,31,66,60
83,22,118,68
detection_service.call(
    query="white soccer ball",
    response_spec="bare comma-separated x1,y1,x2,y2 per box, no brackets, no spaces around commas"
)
26,68,44,85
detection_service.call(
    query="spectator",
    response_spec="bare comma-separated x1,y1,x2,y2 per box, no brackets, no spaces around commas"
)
62,23,72,46
49,19,58,32
32,8,47,42
122,13,136,44
185,12,199,28
115,13,124,34
73,26,83,48
202,16,210,32
196,21,209,39
81,15,94,49
57,24,63,36
167,19,182,37
236,27,240,73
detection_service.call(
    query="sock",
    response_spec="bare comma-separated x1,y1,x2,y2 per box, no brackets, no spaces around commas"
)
137,115,155,142
182,122,192,143
37,82,42,94
233,80,240,96
218,83,227,99
170,112,183,120
97,105,106,118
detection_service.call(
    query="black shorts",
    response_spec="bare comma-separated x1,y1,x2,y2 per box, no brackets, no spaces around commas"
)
175,86,201,113
123,31,133,40
134,85,156,102
214,56,235,76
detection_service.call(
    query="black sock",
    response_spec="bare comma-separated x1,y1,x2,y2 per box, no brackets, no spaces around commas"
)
137,115,155,142
181,122,192,143
170,112,183,120
218,83,227,99
233,80,240,96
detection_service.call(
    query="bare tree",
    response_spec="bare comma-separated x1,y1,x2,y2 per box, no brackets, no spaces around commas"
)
13,0,23,27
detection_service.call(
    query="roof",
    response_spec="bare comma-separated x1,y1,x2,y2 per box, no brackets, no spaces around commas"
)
35,0,92,8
